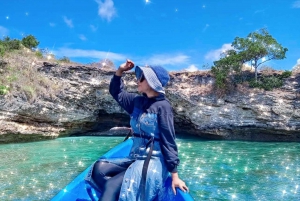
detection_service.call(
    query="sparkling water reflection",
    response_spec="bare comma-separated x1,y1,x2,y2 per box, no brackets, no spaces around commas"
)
0,136,299,201
178,136,300,201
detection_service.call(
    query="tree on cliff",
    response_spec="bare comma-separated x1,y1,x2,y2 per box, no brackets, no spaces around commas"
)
212,28,288,91
231,28,288,81
211,50,248,89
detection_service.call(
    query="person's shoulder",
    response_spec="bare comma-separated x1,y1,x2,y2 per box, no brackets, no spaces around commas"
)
159,99,172,107
154,99,173,113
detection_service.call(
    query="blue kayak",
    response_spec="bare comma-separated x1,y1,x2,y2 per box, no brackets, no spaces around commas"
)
51,138,194,201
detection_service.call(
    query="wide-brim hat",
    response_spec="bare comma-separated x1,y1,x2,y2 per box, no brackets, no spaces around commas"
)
135,65,170,94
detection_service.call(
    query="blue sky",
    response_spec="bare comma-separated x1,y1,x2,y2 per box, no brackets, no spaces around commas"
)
1,0,300,71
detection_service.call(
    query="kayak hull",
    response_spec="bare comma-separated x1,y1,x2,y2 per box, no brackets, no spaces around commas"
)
51,138,194,201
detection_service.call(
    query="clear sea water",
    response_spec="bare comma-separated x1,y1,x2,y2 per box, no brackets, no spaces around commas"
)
0,136,299,201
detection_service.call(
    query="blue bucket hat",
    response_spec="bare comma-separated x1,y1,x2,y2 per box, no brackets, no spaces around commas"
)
135,65,170,94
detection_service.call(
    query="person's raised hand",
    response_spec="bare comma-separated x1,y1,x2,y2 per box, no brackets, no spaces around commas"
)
119,59,135,72
116,59,134,76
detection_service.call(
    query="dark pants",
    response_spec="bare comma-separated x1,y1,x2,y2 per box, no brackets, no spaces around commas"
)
92,160,132,201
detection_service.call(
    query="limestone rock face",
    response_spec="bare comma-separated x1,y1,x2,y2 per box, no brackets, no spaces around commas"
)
168,72,300,142
0,63,299,143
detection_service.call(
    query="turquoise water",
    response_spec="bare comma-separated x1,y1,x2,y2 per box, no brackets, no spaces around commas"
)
0,136,299,201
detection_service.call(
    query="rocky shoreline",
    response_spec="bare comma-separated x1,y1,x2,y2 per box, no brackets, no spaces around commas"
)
1,62,300,143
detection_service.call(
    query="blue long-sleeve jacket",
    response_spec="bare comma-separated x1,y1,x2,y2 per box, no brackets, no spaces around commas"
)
109,74,180,173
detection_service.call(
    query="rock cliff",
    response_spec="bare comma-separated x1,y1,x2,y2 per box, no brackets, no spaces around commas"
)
1,63,300,143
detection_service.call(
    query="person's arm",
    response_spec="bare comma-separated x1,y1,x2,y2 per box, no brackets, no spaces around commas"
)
115,68,123,76
109,60,137,114
158,109,179,173
158,102,189,194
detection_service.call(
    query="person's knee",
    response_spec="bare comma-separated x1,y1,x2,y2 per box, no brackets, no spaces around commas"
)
92,161,112,189
95,161,109,171
93,161,111,178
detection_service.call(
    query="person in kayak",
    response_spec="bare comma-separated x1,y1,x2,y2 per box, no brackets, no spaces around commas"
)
87,59,188,201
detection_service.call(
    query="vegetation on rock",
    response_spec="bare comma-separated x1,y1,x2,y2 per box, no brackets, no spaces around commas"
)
21,35,40,49
248,69,292,91
0,35,39,55
0,35,117,98
0,36,60,98
58,56,71,63
0,31,295,99
211,28,290,93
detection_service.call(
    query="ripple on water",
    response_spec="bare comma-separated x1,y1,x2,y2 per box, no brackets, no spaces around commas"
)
0,136,299,201
177,137,300,201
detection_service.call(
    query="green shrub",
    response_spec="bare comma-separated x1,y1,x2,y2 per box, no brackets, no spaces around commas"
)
249,70,292,91
0,37,22,52
7,39,22,50
0,36,63,101
249,76,283,91
35,50,43,58
279,70,292,79
21,35,39,49
0,85,9,95
58,56,70,63
23,86,36,100
211,66,227,89
0,43,5,57
7,74,18,82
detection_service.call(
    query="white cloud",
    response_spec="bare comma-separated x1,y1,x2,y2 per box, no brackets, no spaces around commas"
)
141,53,190,66
49,22,56,27
53,48,126,61
292,1,300,8
90,25,98,32
185,64,198,72
63,16,73,28
205,43,233,61
202,24,209,32
254,9,265,14
0,26,9,37
79,34,87,41
293,58,300,69
96,0,116,22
